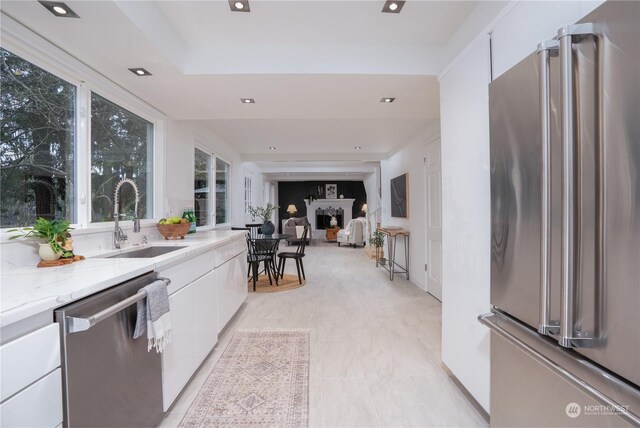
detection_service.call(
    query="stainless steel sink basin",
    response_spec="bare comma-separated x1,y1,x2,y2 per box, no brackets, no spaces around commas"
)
104,246,187,259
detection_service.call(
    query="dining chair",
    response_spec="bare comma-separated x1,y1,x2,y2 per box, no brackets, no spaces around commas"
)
277,228,308,285
245,223,262,239
247,237,280,291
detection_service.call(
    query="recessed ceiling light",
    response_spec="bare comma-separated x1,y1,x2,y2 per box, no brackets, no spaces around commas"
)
38,1,79,18
128,68,152,76
229,0,250,12
382,0,406,13
354,146,363,150
380,97,396,103
241,98,255,104
268,146,276,150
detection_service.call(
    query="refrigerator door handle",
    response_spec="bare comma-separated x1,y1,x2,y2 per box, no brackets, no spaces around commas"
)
537,40,559,336
558,23,596,349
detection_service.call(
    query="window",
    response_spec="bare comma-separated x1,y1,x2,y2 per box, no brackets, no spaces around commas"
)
90,93,153,223
215,158,230,225
244,175,252,215
194,148,210,226
0,48,76,228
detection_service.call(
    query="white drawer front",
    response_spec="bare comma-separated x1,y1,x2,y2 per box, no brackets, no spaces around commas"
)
0,324,60,402
0,368,63,428
214,241,241,268
159,250,215,295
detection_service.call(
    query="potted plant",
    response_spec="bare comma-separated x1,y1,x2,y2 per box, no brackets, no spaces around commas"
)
248,202,279,235
8,217,74,261
368,230,385,263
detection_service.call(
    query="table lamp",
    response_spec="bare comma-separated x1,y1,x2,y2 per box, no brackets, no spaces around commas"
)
287,204,297,217
362,203,368,214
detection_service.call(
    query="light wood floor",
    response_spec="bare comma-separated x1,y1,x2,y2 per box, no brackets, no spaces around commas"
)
160,241,488,427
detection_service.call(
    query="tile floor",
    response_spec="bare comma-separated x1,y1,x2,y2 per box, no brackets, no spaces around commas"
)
160,241,488,427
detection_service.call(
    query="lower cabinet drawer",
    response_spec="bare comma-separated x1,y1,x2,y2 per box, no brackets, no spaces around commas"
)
0,369,63,428
0,323,60,401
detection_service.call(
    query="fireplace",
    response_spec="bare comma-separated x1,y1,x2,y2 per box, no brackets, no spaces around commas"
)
304,198,354,239
315,207,344,230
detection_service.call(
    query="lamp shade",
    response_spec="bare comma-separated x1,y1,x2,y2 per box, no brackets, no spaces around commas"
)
361,203,368,212
286,204,297,213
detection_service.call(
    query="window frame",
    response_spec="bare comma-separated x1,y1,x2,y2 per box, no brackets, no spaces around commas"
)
1,16,165,232
193,143,212,228
213,155,231,228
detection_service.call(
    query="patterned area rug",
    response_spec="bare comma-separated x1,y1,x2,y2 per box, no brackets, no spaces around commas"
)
248,274,305,293
179,329,310,428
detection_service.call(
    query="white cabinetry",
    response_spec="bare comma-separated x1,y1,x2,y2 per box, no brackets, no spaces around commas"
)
161,239,246,411
0,324,62,427
162,281,199,410
216,253,248,333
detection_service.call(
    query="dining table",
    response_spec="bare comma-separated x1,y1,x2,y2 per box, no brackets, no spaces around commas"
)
247,233,294,289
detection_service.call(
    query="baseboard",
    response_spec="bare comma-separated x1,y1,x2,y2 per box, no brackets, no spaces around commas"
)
442,363,490,423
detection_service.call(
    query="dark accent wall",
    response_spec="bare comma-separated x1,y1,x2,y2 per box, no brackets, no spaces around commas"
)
277,181,367,232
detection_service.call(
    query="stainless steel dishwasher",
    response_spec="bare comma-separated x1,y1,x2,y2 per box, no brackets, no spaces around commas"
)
55,271,167,427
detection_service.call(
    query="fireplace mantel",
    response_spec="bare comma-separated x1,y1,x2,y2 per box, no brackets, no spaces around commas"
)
304,198,355,238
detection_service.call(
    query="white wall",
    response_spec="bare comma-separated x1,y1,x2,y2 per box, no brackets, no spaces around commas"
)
380,122,440,291
438,0,607,413
164,120,255,227
440,34,492,412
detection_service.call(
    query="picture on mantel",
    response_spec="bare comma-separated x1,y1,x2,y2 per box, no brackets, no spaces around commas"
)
325,184,337,199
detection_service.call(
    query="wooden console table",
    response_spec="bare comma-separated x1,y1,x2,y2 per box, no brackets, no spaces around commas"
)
376,227,410,281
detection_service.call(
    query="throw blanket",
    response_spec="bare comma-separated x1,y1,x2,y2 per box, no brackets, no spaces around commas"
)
133,279,172,353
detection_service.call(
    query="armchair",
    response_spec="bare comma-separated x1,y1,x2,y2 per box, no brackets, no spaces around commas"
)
337,217,366,247
283,216,312,245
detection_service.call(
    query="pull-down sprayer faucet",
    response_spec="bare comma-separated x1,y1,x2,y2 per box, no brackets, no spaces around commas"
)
113,178,140,249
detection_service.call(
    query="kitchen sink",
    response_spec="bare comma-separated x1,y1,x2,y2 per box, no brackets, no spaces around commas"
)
103,246,187,259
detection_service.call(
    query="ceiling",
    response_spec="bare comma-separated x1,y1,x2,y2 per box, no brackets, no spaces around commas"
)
0,0,477,163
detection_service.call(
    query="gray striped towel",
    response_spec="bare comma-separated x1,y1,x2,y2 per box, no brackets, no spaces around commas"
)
133,279,172,353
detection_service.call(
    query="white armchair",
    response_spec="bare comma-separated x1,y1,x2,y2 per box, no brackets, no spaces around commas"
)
337,217,366,247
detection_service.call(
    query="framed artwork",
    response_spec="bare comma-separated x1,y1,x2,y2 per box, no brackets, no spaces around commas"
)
325,184,337,199
317,185,324,198
390,173,409,218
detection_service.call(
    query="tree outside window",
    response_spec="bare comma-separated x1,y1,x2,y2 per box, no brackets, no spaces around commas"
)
0,48,75,228
90,93,153,222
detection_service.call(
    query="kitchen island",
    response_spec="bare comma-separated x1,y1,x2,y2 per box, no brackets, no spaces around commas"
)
0,229,248,427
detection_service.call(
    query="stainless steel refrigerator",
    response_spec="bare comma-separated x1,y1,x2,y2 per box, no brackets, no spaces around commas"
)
480,1,640,426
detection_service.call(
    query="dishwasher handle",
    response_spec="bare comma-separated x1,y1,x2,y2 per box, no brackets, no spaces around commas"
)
66,277,171,334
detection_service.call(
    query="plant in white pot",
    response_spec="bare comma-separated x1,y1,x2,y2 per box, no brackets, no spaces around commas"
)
8,217,74,261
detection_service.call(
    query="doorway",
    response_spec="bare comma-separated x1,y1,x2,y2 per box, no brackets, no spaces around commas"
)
424,139,442,301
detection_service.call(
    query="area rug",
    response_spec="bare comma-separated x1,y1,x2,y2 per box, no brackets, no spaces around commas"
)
248,274,305,293
179,329,310,428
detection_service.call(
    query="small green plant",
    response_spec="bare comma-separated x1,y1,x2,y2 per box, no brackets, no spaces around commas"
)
248,202,279,223
8,217,74,256
369,230,385,248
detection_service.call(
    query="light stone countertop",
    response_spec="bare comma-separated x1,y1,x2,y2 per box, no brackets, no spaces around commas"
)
0,230,246,329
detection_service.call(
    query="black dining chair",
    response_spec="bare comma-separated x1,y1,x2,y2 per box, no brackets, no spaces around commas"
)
245,223,262,239
277,228,308,285
247,237,280,291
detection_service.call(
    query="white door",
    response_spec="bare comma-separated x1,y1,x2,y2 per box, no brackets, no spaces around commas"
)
424,139,443,301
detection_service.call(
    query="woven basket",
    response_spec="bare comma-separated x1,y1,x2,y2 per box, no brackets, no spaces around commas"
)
156,222,190,240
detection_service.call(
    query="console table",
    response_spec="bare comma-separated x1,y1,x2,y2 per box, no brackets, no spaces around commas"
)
376,227,410,281
325,227,340,242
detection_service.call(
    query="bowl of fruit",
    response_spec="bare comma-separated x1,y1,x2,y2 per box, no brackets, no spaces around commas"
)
156,217,190,240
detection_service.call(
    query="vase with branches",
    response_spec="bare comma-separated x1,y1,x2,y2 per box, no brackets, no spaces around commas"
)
248,202,279,235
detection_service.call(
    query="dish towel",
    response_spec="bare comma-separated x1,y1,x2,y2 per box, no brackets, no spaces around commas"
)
133,279,172,353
